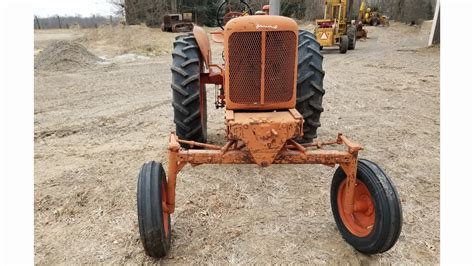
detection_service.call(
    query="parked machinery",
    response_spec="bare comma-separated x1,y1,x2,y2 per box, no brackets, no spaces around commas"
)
161,13,194,32
359,1,390,27
314,0,357,53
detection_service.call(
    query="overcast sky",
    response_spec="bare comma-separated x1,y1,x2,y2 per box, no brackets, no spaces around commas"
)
33,0,114,17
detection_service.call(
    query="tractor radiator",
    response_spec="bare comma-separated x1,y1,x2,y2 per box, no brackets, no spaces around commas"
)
228,31,296,105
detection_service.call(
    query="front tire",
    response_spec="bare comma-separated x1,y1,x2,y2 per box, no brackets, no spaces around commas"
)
296,30,326,143
137,161,171,258
339,35,349,54
330,159,402,254
171,34,207,146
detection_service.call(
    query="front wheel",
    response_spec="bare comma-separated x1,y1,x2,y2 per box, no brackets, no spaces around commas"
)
339,35,349,54
330,159,402,254
137,161,171,258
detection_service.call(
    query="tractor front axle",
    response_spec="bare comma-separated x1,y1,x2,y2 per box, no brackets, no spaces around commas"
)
165,132,361,215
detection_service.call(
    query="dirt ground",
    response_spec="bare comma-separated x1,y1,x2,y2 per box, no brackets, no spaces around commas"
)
34,22,439,264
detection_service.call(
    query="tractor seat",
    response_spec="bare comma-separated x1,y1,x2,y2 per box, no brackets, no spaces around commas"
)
319,22,334,28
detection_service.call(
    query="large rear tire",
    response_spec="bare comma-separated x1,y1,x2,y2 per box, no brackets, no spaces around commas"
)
137,161,171,258
347,26,356,50
296,30,325,143
330,159,402,254
171,34,207,146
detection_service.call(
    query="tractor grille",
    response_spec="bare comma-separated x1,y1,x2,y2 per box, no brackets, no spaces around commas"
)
228,32,262,104
264,31,296,103
228,31,296,105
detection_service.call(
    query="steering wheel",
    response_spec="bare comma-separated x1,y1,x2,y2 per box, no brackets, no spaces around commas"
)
217,0,253,30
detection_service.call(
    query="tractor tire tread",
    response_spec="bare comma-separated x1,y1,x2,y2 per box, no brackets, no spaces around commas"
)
171,35,207,145
296,30,325,142
137,161,171,258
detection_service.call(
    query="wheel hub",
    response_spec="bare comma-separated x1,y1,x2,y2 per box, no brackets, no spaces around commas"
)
337,179,375,237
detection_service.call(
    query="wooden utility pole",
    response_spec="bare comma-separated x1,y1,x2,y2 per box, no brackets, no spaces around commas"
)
34,15,41,30
56,15,62,29
269,0,280,15
171,0,177,13
428,0,440,46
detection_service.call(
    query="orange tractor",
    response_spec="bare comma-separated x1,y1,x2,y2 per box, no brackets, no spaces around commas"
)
137,0,402,258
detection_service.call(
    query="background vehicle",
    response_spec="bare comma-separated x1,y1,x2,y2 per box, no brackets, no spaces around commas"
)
161,13,194,32
359,1,390,26
314,0,357,53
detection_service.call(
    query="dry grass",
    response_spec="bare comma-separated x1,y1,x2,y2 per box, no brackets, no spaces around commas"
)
78,24,177,57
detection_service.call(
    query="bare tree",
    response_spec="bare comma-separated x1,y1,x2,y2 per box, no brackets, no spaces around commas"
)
108,0,126,16
35,15,41,29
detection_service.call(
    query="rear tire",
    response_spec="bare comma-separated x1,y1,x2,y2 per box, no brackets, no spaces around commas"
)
171,34,207,147
339,35,349,54
347,26,356,50
296,30,325,143
330,159,402,254
137,161,171,258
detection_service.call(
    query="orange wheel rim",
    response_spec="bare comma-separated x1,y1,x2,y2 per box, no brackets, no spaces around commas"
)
337,179,375,237
161,181,169,238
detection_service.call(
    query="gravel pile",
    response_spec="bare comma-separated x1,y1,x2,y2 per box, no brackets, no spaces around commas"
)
35,41,102,71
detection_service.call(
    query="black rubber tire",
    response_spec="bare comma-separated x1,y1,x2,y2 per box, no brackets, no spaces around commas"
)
171,34,207,146
339,35,349,54
296,30,326,143
370,17,380,26
330,159,403,254
347,26,356,50
137,161,171,258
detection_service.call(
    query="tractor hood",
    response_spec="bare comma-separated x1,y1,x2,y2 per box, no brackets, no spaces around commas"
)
224,15,298,34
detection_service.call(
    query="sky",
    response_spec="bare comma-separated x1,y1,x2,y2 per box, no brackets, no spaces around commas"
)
33,0,114,17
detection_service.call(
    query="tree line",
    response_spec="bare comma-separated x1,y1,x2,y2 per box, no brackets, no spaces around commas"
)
34,15,122,30
34,0,437,29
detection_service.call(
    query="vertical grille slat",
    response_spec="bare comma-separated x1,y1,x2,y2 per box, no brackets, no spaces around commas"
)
264,31,296,103
229,32,262,104
228,31,296,106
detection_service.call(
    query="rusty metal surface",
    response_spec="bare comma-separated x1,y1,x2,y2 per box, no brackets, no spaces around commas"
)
227,31,296,106
264,31,296,103
176,148,353,164
193,26,211,67
228,32,262,104
164,132,360,214
225,110,303,166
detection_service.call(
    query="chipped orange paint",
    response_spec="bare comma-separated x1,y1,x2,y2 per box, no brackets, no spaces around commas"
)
165,127,361,214
225,109,303,166
192,26,211,66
